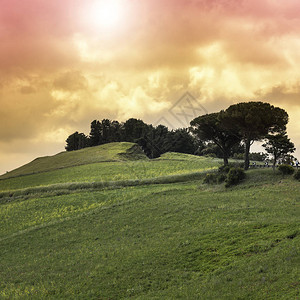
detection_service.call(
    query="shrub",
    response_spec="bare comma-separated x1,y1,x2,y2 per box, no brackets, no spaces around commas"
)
278,164,294,176
249,152,268,162
204,153,217,158
203,173,227,185
217,173,227,184
204,166,246,186
219,163,244,174
218,165,231,174
294,169,300,180
203,173,217,184
225,167,246,188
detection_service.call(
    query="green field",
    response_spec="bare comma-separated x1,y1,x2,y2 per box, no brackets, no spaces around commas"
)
0,143,299,299
0,142,147,180
0,154,218,193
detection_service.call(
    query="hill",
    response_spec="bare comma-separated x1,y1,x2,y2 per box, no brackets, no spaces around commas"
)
0,146,218,194
0,142,147,179
0,145,299,299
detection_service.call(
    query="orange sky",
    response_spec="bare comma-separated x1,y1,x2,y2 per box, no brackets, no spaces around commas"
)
1,0,300,174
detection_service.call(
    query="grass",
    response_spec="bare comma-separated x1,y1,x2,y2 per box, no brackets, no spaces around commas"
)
0,144,299,299
0,176,299,299
0,142,147,179
0,153,218,192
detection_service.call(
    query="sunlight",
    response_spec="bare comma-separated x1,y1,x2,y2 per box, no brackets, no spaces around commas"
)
88,0,125,30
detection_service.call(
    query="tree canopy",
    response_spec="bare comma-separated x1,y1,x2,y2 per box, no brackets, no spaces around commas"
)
220,102,289,169
65,101,294,165
190,112,241,165
66,118,199,158
263,132,295,168
65,132,89,151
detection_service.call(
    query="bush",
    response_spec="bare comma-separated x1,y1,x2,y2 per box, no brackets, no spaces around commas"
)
278,164,294,176
218,165,231,174
249,152,268,162
294,170,300,180
203,173,227,185
203,173,217,184
217,173,227,183
225,167,246,188
204,166,246,187
233,153,244,160
219,163,244,174
204,153,217,158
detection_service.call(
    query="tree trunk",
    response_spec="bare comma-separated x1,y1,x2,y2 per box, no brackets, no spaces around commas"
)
244,139,251,170
272,153,277,172
223,156,229,166
220,147,229,166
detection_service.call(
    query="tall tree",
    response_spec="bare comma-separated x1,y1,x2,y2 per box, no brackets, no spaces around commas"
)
109,120,122,142
100,119,111,144
220,102,288,170
165,129,197,155
138,125,168,158
65,132,89,151
263,132,295,169
123,118,149,142
190,112,241,165
89,120,102,146
200,142,224,158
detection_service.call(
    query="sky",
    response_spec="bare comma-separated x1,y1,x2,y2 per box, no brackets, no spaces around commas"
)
1,0,300,174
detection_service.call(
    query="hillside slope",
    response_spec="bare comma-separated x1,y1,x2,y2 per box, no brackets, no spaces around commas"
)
0,146,299,298
0,169,299,299
0,142,147,179
0,153,218,194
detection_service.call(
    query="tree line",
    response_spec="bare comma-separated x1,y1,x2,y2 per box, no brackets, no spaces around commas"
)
66,118,198,158
66,101,296,170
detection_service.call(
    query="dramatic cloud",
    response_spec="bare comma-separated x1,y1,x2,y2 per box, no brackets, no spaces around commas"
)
1,0,300,173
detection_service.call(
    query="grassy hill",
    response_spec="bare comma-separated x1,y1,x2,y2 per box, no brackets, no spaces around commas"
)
0,143,299,299
0,145,218,194
0,142,147,179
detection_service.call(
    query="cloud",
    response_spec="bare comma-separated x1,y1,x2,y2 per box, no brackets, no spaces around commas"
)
53,71,88,91
18,86,37,94
1,0,300,174
255,82,300,107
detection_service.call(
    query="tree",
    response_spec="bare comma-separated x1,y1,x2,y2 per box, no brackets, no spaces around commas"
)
263,132,295,169
166,128,198,154
138,125,168,158
89,120,102,146
200,142,224,158
190,112,241,165
65,132,89,151
220,102,288,170
123,118,149,142
109,120,123,142
100,119,111,144
249,152,268,162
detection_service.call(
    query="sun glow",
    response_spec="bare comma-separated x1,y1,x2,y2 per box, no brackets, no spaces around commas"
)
88,0,125,30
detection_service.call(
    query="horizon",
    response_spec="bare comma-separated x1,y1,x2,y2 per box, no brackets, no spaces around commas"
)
1,0,300,174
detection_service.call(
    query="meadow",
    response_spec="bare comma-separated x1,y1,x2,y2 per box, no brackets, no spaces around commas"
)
0,150,219,192
0,142,147,180
0,143,299,299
